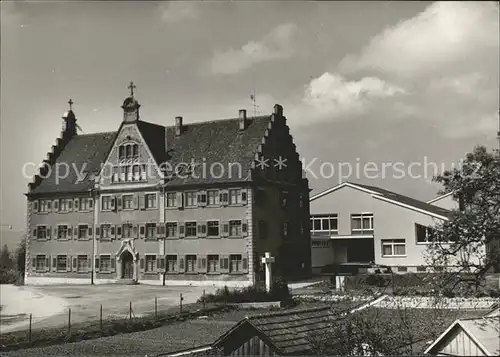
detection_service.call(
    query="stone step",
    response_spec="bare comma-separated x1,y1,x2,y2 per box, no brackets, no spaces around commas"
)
115,279,138,285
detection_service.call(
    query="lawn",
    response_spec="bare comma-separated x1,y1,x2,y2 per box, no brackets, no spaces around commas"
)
0,301,350,356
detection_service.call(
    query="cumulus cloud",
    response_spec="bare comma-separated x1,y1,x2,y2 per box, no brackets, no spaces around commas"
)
338,1,499,79
301,72,405,117
160,1,199,23
209,23,297,75
289,1,499,138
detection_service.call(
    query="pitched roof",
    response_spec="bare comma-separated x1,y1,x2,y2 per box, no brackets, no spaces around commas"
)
213,306,343,355
427,192,453,204
310,181,451,219
136,120,166,165
30,132,117,195
354,182,452,218
29,114,275,194
425,317,500,356
164,116,272,186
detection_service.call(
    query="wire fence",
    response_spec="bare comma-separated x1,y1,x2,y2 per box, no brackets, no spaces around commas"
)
1,290,211,349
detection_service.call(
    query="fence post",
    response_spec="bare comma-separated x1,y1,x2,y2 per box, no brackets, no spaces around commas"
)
202,289,206,310
129,301,132,321
100,304,103,336
28,313,32,344
155,297,158,320
180,293,183,314
68,308,71,337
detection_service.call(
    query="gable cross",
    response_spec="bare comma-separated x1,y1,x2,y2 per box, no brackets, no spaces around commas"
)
128,81,136,97
68,98,73,111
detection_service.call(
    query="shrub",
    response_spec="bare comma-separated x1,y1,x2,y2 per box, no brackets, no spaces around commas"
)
364,274,387,287
198,279,291,304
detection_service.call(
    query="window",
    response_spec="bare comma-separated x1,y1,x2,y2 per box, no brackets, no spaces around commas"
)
133,165,141,181
280,191,288,207
145,223,156,239
77,255,88,272
185,192,197,207
185,255,197,272
101,224,112,240
122,195,133,209
310,214,339,235
56,255,67,272
166,222,178,238
37,225,47,240
229,189,241,205
283,222,289,238
207,221,219,237
79,198,89,211
35,255,46,271
59,199,70,212
259,220,268,240
185,222,197,237
208,190,219,205
122,223,133,238
229,220,242,237
119,143,139,161
58,225,69,239
166,193,177,208
381,239,406,257
198,191,207,205
78,225,88,239
417,266,427,272
39,200,49,213
312,240,331,248
145,193,157,209
145,255,156,272
397,266,408,272
166,255,177,272
351,214,374,235
230,254,242,272
100,255,111,272
415,223,446,243
207,255,219,273
255,188,267,206
102,196,112,210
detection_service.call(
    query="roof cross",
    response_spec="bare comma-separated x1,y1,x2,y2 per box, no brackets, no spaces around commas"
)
68,98,74,111
128,81,136,97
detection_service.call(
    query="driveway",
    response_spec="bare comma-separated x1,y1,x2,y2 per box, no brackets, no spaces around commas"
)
0,284,216,333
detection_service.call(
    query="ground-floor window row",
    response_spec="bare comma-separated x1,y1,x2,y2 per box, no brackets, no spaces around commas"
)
32,220,249,241
310,238,408,257
31,254,93,273
31,254,249,274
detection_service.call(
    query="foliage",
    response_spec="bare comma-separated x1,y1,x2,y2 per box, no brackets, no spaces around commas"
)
426,146,500,288
309,306,484,356
0,244,16,284
198,279,291,304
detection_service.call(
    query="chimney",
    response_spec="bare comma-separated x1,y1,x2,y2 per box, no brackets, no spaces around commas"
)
238,109,247,130
175,116,183,136
273,104,283,116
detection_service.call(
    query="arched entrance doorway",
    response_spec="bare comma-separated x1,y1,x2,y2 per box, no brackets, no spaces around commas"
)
121,251,134,279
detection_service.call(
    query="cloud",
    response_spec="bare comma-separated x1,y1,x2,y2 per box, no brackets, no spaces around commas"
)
209,23,297,75
338,1,499,79
288,1,499,138
301,72,405,117
160,1,199,23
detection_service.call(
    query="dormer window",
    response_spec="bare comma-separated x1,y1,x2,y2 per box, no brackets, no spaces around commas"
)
119,143,139,161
